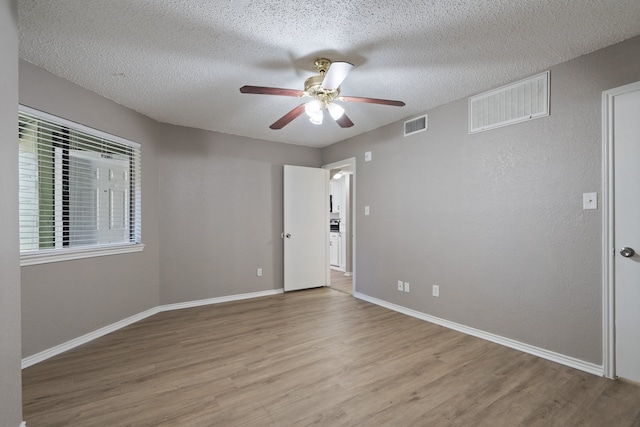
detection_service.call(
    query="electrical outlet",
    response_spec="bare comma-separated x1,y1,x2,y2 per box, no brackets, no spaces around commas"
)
397,280,404,291
404,282,410,293
432,285,439,297
257,268,262,277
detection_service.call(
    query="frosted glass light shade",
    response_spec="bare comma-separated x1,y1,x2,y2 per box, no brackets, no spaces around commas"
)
305,100,323,116
327,103,345,120
308,110,323,125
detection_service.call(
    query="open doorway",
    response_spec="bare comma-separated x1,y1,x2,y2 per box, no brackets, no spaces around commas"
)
324,157,355,295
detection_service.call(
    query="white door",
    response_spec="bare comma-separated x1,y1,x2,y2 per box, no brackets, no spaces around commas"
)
612,83,640,382
284,165,329,291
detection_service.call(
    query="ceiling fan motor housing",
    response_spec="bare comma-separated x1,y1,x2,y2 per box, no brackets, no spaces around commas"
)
304,75,340,103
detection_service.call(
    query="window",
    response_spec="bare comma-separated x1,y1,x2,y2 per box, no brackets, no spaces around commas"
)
19,106,142,265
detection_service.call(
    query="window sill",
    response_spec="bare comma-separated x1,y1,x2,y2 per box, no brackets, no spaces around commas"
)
20,243,145,266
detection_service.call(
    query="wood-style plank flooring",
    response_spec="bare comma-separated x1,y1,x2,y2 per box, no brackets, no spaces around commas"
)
23,288,640,426
330,268,352,294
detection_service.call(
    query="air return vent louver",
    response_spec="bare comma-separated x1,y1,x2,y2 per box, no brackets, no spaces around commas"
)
404,115,427,136
469,71,549,134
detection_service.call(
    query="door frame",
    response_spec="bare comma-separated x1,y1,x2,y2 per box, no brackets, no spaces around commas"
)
601,80,640,379
323,157,357,293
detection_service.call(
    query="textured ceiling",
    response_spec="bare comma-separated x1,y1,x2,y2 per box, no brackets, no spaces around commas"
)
18,0,640,148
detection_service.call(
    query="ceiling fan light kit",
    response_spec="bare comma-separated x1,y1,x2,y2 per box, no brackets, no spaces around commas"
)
239,58,405,129
327,103,345,120
304,99,324,125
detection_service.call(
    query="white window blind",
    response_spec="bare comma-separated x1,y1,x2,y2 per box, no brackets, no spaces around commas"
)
18,106,142,262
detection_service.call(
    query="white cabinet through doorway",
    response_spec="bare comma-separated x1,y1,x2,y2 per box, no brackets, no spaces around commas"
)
330,232,341,267
330,179,344,213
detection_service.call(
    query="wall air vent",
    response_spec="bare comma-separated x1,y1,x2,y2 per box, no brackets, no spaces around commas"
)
469,71,549,134
404,114,427,136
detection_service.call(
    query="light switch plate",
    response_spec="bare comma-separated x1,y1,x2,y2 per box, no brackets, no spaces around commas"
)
365,206,370,216
404,282,410,293
364,151,372,162
583,192,597,210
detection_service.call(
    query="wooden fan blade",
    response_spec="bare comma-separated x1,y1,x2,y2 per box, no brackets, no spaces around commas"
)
335,113,354,128
322,61,354,90
270,104,306,129
341,96,405,107
240,85,304,98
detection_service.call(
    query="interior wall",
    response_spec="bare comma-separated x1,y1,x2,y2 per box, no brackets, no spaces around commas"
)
157,125,321,304
0,1,22,425
19,60,162,358
321,35,640,365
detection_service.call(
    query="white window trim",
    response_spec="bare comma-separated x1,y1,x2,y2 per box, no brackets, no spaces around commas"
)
21,243,145,266
18,105,144,266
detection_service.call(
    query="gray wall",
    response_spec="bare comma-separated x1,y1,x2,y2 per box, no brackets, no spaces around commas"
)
0,1,22,425
157,125,321,304
18,60,322,356
322,35,640,365
19,60,162,357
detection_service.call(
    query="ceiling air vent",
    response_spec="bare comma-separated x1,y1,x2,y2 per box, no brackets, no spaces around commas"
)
404,114,427,136
469,71,549,134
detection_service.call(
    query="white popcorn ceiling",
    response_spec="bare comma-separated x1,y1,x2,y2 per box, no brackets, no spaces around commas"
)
18,0,640,148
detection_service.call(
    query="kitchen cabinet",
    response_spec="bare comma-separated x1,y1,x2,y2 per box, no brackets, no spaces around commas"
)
330,232,341,267
330,178,344,213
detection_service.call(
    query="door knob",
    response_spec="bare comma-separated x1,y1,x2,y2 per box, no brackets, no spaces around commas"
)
285,233,291,239
620,247,635,257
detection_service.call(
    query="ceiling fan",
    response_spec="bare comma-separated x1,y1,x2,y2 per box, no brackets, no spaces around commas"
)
240,58,405,129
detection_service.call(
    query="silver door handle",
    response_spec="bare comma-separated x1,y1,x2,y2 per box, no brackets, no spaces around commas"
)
620,247,635,257
285,233,291,239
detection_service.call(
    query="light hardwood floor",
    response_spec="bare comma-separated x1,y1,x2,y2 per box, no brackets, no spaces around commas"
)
330,268,352,294
23,288,640,426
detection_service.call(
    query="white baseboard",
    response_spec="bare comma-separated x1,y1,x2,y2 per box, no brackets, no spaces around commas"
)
159,289,283,312
22,288,284,369
21,306,160,369
20,422,27,427
353,292,604,377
